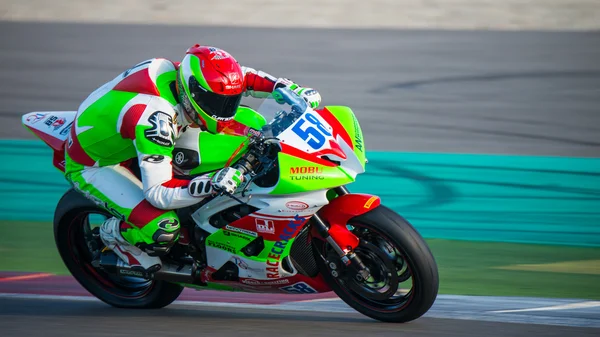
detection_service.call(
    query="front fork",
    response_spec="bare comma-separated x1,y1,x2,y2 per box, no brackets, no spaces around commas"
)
312,186,382,282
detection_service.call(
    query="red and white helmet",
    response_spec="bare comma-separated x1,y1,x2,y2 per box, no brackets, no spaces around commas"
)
176,45,244,133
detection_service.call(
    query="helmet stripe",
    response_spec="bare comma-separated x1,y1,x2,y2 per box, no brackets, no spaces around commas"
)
188,55,213,93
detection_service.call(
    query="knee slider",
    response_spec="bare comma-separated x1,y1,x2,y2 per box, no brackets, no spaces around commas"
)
152,228,180,246
139,216,181,256
139,228,180,257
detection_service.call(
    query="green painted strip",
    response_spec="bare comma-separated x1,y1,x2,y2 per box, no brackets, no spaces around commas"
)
1,140,599,246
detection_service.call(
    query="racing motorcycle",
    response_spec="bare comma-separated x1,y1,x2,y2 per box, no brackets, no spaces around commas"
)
22,87,439,323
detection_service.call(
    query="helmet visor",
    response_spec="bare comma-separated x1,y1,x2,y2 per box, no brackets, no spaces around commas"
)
188,77,242,120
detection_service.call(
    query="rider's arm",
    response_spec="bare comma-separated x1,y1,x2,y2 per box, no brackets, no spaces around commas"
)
241,66,321,108
131,97,198,210
241,66,278,98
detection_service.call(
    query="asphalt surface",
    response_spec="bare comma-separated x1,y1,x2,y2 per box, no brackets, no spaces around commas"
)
1,22,600,156
3,273,600,328
0,297,598,337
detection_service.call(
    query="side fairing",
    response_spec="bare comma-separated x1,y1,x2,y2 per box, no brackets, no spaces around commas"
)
325,106,366,172
270,152,354,194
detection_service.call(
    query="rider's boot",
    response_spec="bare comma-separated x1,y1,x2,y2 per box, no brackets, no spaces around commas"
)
100,217,162,272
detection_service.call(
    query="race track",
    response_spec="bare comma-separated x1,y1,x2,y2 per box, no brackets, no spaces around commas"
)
1,21,599,336
2,297,599,337
1,22,600,156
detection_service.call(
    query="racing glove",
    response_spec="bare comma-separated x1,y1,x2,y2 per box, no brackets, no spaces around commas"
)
188,174,214,197
211,167,244,194
274,78,321,109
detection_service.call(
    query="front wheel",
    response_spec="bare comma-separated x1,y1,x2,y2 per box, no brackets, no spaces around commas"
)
54,189,183,309
314,205,439,322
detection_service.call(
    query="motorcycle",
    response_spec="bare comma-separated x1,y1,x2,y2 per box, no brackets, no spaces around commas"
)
21,87,439,322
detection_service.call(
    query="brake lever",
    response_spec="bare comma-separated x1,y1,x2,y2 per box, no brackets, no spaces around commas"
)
220,190,250,206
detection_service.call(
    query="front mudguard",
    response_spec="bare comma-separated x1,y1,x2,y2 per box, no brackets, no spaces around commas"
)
313,193,381,250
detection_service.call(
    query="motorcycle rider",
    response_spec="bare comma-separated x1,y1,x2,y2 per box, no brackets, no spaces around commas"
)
65,44,321,273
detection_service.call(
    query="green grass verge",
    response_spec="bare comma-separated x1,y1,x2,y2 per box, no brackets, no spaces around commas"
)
427,239,600,299
0,221,68,274
2,221,599,299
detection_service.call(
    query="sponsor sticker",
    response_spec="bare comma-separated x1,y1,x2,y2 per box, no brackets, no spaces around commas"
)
44,115,58,127
241,278,289,286
51,117,66,130
142,155,165,163
213,115,235,122
290,166,323,174
289,167,324,181
225,225,258,237
353,115,363,152
363,196,378,209
266,215,305,279
174,151,185,165
285,201,309,211
255,218,275,234
26,113,47,124
144,111,174,147
207,239,236,253
290,175,324,181
59,121,73,136
232,257,249,270
157,218,179,230
223,230,253,241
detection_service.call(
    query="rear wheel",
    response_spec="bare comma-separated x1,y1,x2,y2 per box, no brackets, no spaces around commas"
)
54,189,183,308
314,205,438,322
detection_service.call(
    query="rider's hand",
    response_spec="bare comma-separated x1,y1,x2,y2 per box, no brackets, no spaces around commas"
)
275,78,321,109
211,167,244,194
188,175,214,197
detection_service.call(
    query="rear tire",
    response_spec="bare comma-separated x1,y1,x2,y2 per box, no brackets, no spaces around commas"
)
314,205,439,322
53,189,183,309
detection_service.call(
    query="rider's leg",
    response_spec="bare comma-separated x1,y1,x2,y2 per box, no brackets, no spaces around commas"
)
65,158,180,271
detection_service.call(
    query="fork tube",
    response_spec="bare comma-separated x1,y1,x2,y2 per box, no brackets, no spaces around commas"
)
334,186,349,196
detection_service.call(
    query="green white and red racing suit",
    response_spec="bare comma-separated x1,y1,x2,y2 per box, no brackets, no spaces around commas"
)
65,58,281,254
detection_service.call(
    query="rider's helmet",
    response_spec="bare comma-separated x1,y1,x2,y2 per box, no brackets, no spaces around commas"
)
176,44,244,133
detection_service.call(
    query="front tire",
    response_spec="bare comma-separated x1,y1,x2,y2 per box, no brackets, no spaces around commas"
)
53,189,183,309
314,205,439,322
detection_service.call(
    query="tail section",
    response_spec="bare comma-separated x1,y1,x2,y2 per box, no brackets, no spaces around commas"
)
22,111,77,172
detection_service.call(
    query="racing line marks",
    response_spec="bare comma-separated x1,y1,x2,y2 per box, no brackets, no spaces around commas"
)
491,301,600,314
0,273,52,282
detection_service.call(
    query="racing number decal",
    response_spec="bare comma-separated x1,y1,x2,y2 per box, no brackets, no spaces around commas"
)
280,282,318,294
291,113,331,150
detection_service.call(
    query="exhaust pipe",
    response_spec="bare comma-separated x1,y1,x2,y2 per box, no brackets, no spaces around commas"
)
154,263,196,284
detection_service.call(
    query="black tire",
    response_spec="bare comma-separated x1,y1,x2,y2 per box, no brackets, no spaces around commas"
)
314,205,439,323
53,188,183,309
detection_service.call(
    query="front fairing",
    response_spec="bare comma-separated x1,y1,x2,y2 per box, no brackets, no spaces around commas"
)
260,89,366,194
175,88,367,193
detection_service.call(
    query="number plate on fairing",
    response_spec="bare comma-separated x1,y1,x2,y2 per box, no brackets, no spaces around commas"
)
280,282,318,294
279,112,334,153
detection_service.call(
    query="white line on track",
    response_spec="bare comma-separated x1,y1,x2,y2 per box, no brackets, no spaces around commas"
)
491,301,600,313
0,293,351,313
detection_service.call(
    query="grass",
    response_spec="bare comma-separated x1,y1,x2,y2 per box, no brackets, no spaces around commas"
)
427,239,600,299
2,221,599,299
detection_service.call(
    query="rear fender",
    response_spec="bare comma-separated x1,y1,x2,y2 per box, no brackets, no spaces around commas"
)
313,193,381,249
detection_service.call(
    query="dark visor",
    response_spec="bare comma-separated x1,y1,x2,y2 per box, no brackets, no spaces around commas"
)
189,77,242,120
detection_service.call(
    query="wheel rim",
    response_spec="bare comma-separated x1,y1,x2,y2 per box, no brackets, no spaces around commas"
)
66,211,155,298
321,222,415,313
